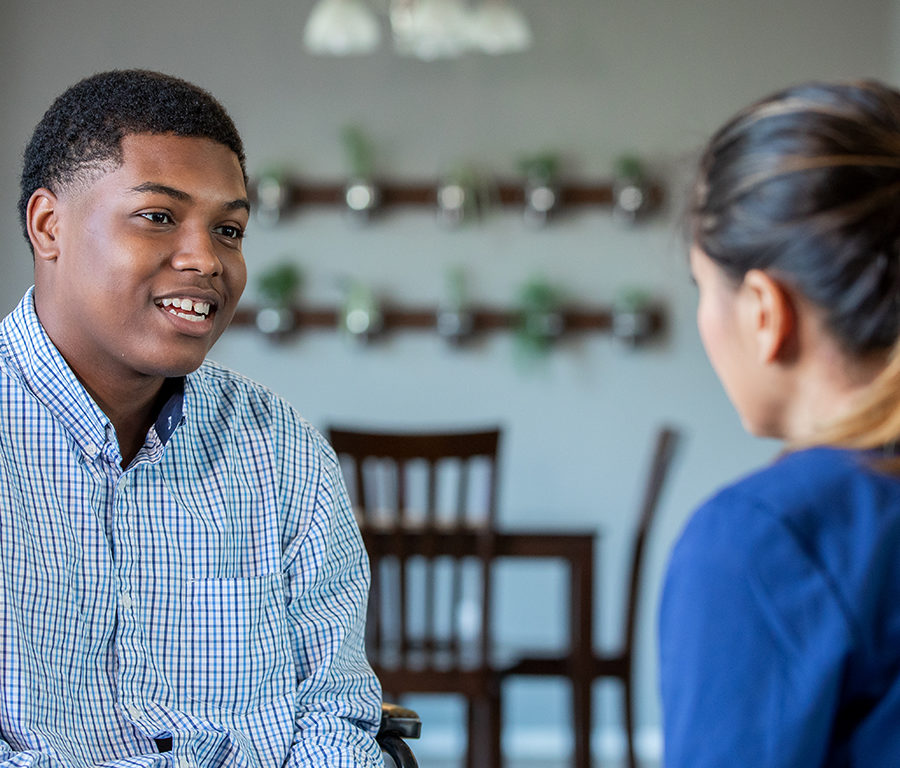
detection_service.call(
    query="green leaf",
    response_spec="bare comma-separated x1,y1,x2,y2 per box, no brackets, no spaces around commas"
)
258,263,302,307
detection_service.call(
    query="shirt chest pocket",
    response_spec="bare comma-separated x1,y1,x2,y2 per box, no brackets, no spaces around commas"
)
186,573,294,714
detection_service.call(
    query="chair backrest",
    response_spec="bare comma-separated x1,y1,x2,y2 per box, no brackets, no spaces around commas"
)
328,426,502,674
622,425,680,654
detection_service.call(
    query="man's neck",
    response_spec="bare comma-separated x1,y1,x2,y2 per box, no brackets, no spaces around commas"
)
81,374,175,468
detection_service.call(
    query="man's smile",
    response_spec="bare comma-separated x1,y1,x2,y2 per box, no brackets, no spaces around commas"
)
156,296,214,323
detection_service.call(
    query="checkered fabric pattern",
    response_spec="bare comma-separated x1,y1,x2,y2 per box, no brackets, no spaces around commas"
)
0,289,383,767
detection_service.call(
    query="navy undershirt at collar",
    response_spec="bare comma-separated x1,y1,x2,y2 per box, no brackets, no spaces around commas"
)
153,378,185,446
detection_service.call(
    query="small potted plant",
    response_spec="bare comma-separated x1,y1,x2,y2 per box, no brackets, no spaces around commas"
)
436,266,475,345
612,154,651,226
255,262,302,338
340,278,383,344
252,166,291,227
341,124,380,223
612,287,656,346
517,151,562,226
515,276,565,360
436,163,492,227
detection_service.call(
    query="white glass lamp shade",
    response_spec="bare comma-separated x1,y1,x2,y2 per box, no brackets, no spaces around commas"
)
393,0,474,59
303,0,381,56
468,0,532,54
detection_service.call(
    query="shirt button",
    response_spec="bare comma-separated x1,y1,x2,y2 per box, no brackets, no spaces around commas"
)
126,704,141,720
84,443,100,459
119,593,134,611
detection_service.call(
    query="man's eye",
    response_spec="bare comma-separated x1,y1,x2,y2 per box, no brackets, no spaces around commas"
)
140,211,173,225
216,225,245,241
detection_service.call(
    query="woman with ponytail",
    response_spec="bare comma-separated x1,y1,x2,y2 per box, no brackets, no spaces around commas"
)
660,80,900,767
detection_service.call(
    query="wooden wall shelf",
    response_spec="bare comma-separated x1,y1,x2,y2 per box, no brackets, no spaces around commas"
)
252,178,664,216
230,303,666,344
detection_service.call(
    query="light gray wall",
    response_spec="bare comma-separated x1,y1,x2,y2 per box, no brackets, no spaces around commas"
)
1,0,893,759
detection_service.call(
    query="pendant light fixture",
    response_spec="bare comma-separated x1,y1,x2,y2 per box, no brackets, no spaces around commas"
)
467,0,532,54
303,0,532,59
303,0,382,56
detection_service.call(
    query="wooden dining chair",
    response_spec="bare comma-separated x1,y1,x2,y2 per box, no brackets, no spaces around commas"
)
594,425,680,768
328,426,503,768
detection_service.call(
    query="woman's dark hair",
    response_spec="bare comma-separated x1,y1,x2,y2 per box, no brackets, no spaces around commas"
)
692,79,900,450
692,79,900,355
18,69,246,245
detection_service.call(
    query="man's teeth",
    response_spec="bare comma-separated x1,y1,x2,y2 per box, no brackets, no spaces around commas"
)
159,297,212,321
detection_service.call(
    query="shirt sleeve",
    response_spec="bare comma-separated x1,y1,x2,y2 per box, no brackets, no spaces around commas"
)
279,428,383,768
0,748,159,767
658,491,852,768
0,749,63,767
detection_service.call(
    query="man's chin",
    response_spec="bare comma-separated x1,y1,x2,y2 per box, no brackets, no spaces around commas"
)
142,332,224,379
142,351,210,380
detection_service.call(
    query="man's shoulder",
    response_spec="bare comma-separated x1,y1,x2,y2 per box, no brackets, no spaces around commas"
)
187,359,286,419
190,358,270,394
185,359,322,446
0,297,42,395
188,358,280,401
0,291,35,375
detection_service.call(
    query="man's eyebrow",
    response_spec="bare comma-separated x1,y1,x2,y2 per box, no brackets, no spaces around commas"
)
129,182,191,201
129,182,250,213
225,198,251,214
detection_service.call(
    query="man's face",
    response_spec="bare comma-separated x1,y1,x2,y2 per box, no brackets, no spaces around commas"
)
34,133,249,390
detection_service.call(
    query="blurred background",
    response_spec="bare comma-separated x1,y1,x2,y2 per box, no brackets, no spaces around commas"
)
1,1,894,764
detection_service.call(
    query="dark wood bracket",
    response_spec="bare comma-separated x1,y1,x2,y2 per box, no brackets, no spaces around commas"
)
229,303,666,345
251,178,664,216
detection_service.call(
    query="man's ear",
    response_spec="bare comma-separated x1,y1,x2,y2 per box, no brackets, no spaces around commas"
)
26,188,62,262
739,269,796,364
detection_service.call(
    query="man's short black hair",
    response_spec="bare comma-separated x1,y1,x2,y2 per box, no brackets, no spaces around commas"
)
18,69,247,244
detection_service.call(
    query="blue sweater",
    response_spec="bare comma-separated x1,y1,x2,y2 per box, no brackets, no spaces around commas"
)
659,447,900,767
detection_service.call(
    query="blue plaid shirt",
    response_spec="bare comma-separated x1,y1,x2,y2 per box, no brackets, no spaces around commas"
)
0,289,383,767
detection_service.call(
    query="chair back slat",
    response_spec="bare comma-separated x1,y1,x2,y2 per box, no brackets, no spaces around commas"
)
354,460,368,523
422,459,437,650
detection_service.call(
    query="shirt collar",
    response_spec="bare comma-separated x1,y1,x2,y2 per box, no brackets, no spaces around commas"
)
2,287,185,456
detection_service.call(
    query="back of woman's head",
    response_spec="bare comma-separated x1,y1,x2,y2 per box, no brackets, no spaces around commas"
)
691,80,900,451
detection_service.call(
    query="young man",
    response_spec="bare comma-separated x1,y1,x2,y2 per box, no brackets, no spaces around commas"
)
1,70,383,767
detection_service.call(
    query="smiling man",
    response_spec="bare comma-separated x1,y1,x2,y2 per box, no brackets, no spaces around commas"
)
0,70,383,767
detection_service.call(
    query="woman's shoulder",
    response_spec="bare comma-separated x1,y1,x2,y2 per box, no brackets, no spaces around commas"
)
675,446,900,586
703,446,895,518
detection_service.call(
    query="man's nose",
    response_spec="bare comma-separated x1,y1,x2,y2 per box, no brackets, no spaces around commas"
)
171,226,223,276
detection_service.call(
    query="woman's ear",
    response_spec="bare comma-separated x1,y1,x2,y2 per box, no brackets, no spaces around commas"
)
26,188,62,262
739,269,796,364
